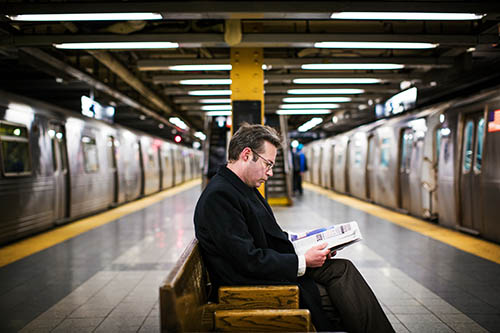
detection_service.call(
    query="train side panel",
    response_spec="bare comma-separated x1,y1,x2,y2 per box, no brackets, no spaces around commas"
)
140,136,161,195
160,142,175,189
116,128,142,203
333,136,348,193
65,117,114,218
348,131,369,200
482,100,500,243
0,102,56,243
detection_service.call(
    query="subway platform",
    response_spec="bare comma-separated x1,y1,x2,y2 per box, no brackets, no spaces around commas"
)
1,180,499,332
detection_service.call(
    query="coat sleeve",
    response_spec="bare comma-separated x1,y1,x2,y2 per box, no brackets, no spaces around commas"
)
196,187,298,282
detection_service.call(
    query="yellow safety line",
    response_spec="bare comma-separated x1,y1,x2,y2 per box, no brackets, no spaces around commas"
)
0,179,201,267
304,182,500,264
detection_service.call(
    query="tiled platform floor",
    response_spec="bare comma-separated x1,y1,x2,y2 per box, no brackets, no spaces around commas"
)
1,183,499,332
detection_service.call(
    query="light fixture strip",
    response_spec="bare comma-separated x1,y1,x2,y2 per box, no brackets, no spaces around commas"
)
205,111,232,116
169,64,232,71
180,79,232,85
188,90,232,96
293,78,381,84
277,110,332,115
201,105,232,111
301,63,404,70
279,103,340,109
53,42,179,49
314,42,438,49
330,12,485,21
287,89,365,95
282,97,351,103
8,13,163,21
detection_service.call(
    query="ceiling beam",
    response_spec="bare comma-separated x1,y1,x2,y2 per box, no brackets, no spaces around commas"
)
19,47,187,133
3,32,497,48
163,84,400,95
152,72,418,84
138,57,455,70
3,2,500,17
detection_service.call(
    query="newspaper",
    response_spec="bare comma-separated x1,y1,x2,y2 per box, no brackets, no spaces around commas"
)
290,221,362,256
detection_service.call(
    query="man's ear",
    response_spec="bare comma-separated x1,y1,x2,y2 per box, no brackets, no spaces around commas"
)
240,147,252,161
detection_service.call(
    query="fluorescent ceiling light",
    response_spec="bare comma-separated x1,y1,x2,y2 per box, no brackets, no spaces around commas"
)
287,89,365,95
169,64,232,71
180,79,231,85
282,97,351,103
169,117,188,130
330,12,484,21
315,41,438,49
201,105,232,111
277,109,332,115
194,132,206,140
188,90,232,96
54,42,178,49
7,13,163,21
302,63,404,70
293,78,381,84
280,103,340,109
205,111,232,116
298,117,323,132
199,99,232,104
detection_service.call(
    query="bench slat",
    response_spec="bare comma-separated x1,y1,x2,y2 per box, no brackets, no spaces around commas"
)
215,309,311,332
218,285,300,309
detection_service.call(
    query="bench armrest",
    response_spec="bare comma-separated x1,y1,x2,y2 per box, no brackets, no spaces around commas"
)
218,285,300,309
215,309,311,332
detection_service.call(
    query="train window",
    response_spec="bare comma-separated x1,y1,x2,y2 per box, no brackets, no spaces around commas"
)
0,122,32,176
474,118,485,172
380,138,390,168
51,138,58,171
400,131,413,171
462,120,474,173
435,128,442,162
82,136,99,173
148,150,155,168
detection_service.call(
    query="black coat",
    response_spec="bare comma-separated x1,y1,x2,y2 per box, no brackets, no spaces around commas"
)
194,166,332,330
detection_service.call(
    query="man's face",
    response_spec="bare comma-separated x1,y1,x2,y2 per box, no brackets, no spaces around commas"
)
243,141,277,188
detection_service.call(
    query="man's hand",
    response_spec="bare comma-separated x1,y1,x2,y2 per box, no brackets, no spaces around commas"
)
305,243,331,268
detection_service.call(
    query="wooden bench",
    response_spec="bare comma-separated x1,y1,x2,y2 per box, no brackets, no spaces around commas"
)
159,239,313,332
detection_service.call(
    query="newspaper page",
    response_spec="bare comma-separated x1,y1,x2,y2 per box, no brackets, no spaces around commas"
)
291,221,362,256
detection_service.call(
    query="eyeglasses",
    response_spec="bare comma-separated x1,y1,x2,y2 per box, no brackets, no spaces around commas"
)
251,149,275,171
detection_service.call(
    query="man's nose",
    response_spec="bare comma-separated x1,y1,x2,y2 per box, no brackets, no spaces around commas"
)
267,168,273,177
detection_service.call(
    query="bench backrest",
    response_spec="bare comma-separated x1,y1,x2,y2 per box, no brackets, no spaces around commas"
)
160,239,208,332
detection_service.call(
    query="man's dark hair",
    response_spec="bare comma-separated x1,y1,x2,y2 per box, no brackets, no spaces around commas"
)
228,123,282,161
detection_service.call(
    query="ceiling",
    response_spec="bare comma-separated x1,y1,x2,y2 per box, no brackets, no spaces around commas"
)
1,1,500,144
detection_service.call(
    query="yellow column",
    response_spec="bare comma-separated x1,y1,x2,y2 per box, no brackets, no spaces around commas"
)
230,47,265,195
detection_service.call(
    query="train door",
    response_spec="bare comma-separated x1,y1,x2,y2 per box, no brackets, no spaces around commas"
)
330,144,335,189
50,123,69,222
345,140,351,193
399,128,414,211
459,112,485,233
366,135,376,201
107,136,118,205
138,141,145,195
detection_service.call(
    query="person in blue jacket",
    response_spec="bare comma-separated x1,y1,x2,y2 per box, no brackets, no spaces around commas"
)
292,143,307,195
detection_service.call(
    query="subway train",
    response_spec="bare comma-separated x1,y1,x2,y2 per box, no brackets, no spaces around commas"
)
304,85,500,244
0,90,202,245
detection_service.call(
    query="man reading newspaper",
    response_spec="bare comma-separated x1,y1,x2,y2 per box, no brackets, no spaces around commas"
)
194,124,393,332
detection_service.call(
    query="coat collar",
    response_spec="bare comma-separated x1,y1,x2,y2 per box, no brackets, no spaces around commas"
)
217,165,288,241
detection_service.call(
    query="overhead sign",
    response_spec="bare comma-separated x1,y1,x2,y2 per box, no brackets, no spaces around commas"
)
488,109,500,133
81,96,115,123
376,87,417,118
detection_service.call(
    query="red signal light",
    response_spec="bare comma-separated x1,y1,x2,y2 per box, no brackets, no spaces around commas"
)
174,135,182,143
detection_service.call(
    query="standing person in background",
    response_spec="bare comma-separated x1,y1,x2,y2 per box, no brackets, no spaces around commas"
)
293,144,307,196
